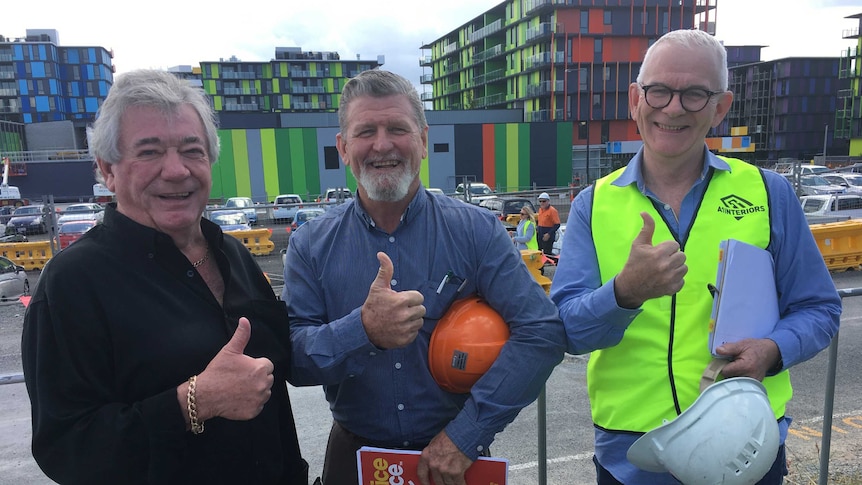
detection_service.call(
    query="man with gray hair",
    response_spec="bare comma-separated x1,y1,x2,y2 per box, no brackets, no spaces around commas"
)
551,29,841,484
284,69,566,485
23,69,308,484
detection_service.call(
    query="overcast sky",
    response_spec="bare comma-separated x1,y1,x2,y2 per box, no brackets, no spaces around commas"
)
1,0,860,91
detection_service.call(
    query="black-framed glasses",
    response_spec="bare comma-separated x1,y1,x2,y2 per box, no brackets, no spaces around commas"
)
639,84,723,113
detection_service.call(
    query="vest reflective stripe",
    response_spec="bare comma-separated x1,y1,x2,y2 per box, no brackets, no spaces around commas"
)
589,157,791,432
524,220,538,251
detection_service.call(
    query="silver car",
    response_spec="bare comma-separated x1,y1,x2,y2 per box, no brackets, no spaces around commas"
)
0,255,29,302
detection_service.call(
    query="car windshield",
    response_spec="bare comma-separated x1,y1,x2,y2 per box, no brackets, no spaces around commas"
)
65,205,97,213
59,221,95,234
801,175,831,186
13,206,40,215
212,212,247,225
225,199,251,208
469,185,492,195
297,210,324,222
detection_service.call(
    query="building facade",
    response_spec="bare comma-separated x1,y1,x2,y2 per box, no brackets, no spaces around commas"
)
199,48,384,114
837,13,862,156
715,56,846,162
0,29,114,128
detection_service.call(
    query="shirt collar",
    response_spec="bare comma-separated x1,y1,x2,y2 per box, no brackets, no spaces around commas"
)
351,185,427,231
102,203,223,254
611,145,732,191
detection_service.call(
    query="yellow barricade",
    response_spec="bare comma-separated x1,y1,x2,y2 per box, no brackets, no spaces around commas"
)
520,249,552,294
809,220,862,271
225,228,275,256
0,241,52,271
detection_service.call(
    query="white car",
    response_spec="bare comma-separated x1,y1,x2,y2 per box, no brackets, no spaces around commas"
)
57,203,104,224
272,194,303,223
0,255,29,301
822,173,862,194
552,223,566,256
454,182,496,205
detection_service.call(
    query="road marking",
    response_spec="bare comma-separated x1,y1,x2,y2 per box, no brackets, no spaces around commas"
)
788,409,862,441
510,452,593,471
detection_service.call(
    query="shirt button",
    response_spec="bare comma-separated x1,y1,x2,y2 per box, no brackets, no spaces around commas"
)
663,204,671,210
369,351,377,356
395,362,402,369
397,404,404,411
403,441,410,447
147,253,154,259
391,279,397,286
186,270,194,278
477,445,484,452
389,236,395,243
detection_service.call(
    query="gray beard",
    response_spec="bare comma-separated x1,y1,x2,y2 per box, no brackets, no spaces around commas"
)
358,168,415,202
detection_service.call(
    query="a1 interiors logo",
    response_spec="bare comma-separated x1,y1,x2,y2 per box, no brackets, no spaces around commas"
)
717,194,766,221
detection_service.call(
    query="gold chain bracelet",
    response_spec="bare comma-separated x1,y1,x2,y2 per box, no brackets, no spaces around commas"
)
187,375,204,435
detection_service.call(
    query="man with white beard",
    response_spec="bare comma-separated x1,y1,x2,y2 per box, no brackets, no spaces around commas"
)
282,69,566,485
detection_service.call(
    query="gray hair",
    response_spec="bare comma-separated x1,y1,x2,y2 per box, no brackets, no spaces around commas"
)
337,69,427,133
89,69,220,183
636,29,728,91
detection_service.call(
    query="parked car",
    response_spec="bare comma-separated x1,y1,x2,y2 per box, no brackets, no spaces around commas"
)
822,173,862,194
0,255,29,301
288,207,326,237
478,197,536,225
552,224,567,257
272,194,304,223
57,203,104,224
223,197,257,225
209,210,252,232
454,182,495,205
320,188,353,204
8,204,49,234
785,174,845,196
57,220,98,249
800,194,862,219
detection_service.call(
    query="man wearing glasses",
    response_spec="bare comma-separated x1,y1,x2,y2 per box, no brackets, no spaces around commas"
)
536,192,560,256
550,29,840,484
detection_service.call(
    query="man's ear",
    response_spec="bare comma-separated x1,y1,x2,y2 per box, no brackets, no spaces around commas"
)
96,158,116,192
711,91,734,128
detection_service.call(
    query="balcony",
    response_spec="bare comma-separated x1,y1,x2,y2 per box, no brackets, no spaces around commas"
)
474,68,506,85
525,22,553,43
473,45,503,64
475,92,506,108
223,103,260,111
220,71,256,80
419,55,432,66
842,27,860,39
420,73,433,84
468,19,502,44
420,92,433,101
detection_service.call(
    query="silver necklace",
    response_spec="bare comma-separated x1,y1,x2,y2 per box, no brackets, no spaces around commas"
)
192,246,209,268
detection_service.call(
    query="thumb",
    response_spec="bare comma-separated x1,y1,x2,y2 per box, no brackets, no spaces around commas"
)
634,212,655,246
370,252,394,290
224,317,251,354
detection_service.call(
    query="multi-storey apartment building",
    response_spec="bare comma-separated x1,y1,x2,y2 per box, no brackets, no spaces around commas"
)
837,12,862,156
420,0,716,181
0,29,114,126
199,47,383,114
716,56,846,161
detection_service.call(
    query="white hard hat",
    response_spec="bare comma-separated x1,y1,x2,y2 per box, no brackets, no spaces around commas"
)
627,377,779,485
538,192,550,200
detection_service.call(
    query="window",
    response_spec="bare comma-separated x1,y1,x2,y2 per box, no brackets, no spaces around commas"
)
604,11,611,25
580,11,588,34
433,143,449,153
324,146,340,170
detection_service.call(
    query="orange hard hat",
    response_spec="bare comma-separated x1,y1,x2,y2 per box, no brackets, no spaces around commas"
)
428,295,510,393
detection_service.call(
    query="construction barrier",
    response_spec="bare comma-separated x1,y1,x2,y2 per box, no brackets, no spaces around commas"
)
521,249,552,294
809,220,862,271
0,241,52,271
225,228,276,256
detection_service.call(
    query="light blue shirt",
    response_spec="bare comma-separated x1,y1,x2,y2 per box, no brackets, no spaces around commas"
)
284,187,566,460
550,147,842,483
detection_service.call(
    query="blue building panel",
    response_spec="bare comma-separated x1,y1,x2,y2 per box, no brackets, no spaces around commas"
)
35,97,49,111
32,62,45,77
85,97,99,113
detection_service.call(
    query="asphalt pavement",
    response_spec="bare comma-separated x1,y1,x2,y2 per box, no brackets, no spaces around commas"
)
1,253,861,484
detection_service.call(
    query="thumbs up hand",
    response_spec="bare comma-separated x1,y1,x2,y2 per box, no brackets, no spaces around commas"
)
361,252,426,349
190,317,275,422
614,212,688,309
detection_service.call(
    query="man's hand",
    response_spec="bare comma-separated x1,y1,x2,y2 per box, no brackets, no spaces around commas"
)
542,232,550,242
416,431,473,485
715,338,781,381
614,212,687,309
361,252,425,349
189,317,275,422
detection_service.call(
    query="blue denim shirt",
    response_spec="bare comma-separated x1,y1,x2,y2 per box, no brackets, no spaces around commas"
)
284,187,566,460
550,147,842,483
